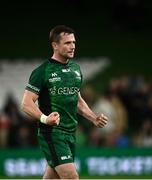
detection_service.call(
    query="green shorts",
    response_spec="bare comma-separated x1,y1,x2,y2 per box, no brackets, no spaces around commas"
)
37,129,76,168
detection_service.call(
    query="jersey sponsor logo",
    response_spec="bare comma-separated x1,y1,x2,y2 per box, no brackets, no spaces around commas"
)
61,155,71,160
62,68,71,73
49,77,61,82
49,73,61,82
26,84,40,93
49,86,80,95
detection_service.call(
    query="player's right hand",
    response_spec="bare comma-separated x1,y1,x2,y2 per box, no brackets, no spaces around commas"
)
46,112,60,126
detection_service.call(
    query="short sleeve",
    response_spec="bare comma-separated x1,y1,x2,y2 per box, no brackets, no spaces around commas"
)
26,66,45,95
80,68,83,84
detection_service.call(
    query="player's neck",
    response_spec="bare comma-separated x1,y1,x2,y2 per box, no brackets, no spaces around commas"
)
51,54,69,64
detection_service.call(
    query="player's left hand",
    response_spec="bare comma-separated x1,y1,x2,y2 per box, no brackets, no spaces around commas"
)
94,114,108,128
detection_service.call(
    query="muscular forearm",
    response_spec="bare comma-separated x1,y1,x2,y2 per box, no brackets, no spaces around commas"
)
21,100,42,120
22,98,60,125
77,97,97,123
21,91,43,120
21,90,60,126
77,93,108,128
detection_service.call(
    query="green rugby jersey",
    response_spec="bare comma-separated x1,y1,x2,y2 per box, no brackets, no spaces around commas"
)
26,59,82,133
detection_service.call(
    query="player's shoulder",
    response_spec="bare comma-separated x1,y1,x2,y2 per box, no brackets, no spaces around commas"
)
32,59,49,72
69,59,80,68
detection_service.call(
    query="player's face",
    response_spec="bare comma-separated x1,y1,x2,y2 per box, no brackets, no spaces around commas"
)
55,33,76,59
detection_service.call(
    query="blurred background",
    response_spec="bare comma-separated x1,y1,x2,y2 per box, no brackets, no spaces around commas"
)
0,0,152,178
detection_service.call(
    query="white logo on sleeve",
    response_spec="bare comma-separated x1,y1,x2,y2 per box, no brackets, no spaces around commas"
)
61,155,71,160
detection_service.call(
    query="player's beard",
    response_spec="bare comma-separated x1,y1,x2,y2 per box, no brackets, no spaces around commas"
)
63,52,74,60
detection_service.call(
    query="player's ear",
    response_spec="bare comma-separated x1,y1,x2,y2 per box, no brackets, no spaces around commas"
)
52,42,57,51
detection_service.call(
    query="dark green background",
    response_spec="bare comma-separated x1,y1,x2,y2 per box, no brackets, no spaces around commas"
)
0,0,152,85
0,2,152,54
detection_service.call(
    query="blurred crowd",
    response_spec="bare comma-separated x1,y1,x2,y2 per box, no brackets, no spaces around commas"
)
0,95,37,148
0,74,152,149
78,74,152,148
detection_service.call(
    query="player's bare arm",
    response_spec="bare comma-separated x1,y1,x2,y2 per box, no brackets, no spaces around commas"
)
21,90,60,125
77,92,108,128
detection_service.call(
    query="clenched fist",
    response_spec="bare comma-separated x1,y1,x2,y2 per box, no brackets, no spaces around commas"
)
93,113,108,128
46,112,60,126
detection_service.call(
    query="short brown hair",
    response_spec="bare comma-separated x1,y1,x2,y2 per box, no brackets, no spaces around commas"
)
49,25,75,43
